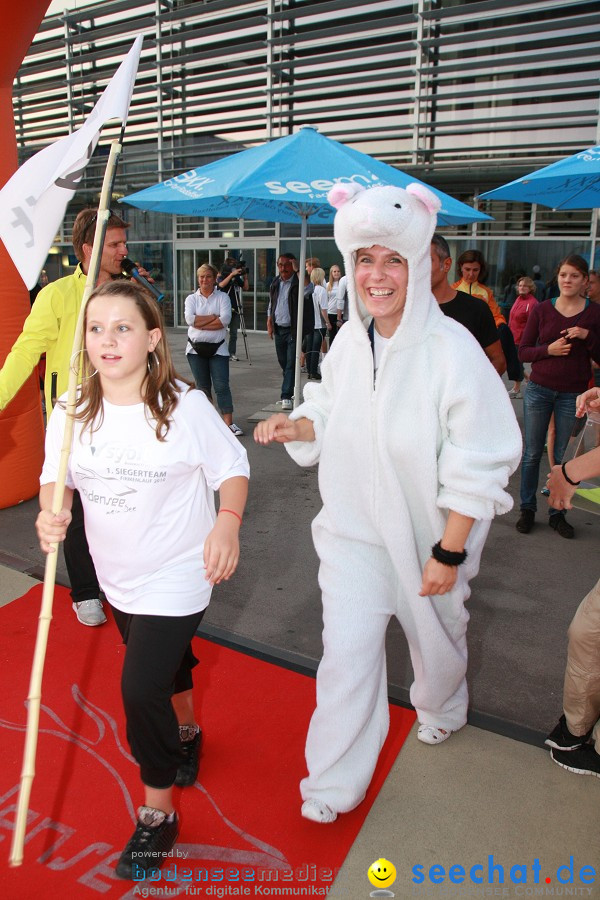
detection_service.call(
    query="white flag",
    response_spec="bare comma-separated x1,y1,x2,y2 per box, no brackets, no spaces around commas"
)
0,35,143,289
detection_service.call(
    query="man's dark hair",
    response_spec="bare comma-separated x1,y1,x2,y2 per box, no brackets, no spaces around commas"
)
431,234,450,261
72,208,130,263
279,252,297,261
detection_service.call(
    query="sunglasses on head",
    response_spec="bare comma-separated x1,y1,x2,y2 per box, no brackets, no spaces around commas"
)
83,209,115,246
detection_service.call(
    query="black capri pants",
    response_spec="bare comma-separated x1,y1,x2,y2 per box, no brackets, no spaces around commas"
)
111,606,205,789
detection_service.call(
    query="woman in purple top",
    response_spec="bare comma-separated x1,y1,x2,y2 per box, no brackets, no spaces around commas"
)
516,254,600,539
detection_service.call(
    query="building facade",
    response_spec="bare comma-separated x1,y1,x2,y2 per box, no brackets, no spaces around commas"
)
14,0,600,327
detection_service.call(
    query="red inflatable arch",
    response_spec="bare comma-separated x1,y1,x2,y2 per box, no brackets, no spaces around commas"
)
0,2,53,509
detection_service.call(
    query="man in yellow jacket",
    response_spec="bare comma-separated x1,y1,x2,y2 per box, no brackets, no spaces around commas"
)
0,208,129,626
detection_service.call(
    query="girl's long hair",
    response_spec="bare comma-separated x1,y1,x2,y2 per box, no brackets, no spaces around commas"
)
327,264,342,293
76,280,186,441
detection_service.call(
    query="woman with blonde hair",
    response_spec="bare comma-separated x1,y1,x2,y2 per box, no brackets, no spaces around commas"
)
185,263,243,436
308,267,327,381
324,264,344,346
507,275,539,398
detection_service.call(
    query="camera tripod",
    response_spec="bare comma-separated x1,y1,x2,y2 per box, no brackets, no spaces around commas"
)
233,285,251,365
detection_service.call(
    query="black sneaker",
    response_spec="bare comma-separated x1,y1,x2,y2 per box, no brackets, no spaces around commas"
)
545,714,593,751
516,509,535,533
549,514,574,539
174,729,202,786
551,744,600,778
115,806,179,880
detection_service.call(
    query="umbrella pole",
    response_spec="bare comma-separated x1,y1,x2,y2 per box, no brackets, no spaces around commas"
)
293,214,308,410
8,138,123,868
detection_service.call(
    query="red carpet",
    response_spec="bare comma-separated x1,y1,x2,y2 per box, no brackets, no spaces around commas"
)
1,584,415,898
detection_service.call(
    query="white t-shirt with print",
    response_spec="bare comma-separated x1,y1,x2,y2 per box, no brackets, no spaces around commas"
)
41,384,249,616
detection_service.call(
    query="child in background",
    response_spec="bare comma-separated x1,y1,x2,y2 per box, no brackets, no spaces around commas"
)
36,280,249,880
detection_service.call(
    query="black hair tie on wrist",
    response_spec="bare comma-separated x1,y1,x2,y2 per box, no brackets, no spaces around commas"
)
431,540,468,567
561,462,580,486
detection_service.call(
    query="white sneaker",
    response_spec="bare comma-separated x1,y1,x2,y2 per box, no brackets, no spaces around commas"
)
73,599,107,627
229,423,244,436
508,388,522,399
301,798,337,823
229,355,239,361
417,724,452,745
281,399,293,411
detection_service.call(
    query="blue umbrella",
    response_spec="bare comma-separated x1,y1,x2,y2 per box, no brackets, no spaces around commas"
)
480,145,600,210
123,125,489,227
123,126,490,406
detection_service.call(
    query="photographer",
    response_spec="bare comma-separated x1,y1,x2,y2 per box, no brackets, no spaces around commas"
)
218,256,249,361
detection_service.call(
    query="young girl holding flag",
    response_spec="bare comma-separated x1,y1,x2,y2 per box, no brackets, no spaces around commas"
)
35,279,249,879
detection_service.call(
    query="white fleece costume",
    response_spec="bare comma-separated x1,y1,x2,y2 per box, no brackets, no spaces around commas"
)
284,183,522,815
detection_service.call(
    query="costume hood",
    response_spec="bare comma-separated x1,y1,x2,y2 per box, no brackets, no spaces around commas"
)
328,182,441,348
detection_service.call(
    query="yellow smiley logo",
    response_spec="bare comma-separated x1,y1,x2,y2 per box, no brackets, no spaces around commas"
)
368,857,397,888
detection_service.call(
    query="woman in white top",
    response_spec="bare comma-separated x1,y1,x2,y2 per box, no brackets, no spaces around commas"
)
324,264,344,345
36,280,249,879
254,182,521,826
184,263,243,436
308,267,327,381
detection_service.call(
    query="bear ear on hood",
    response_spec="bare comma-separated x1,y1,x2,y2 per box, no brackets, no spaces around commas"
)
327,182,366,210
406,183,441,215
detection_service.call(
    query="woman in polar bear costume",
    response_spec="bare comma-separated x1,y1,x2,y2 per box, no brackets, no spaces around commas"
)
254,182,522,824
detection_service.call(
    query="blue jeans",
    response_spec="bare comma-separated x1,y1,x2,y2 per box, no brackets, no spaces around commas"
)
519,380,578,515
274,325,295,400
186,352,233,414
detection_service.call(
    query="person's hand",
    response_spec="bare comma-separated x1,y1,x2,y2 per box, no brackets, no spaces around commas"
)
419,558,458,596
561,326,589,342
135,263,154,283
203,516,240,585
267,319,274,340
545,465,577,510
326,321,332,331
548,337,572,356
36,508,72,553
576,386,600,417
254,414,302,444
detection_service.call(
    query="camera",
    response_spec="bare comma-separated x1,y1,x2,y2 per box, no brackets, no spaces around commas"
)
222,258,247,277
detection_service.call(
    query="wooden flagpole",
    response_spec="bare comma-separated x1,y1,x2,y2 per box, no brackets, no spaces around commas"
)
9,137,124,867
